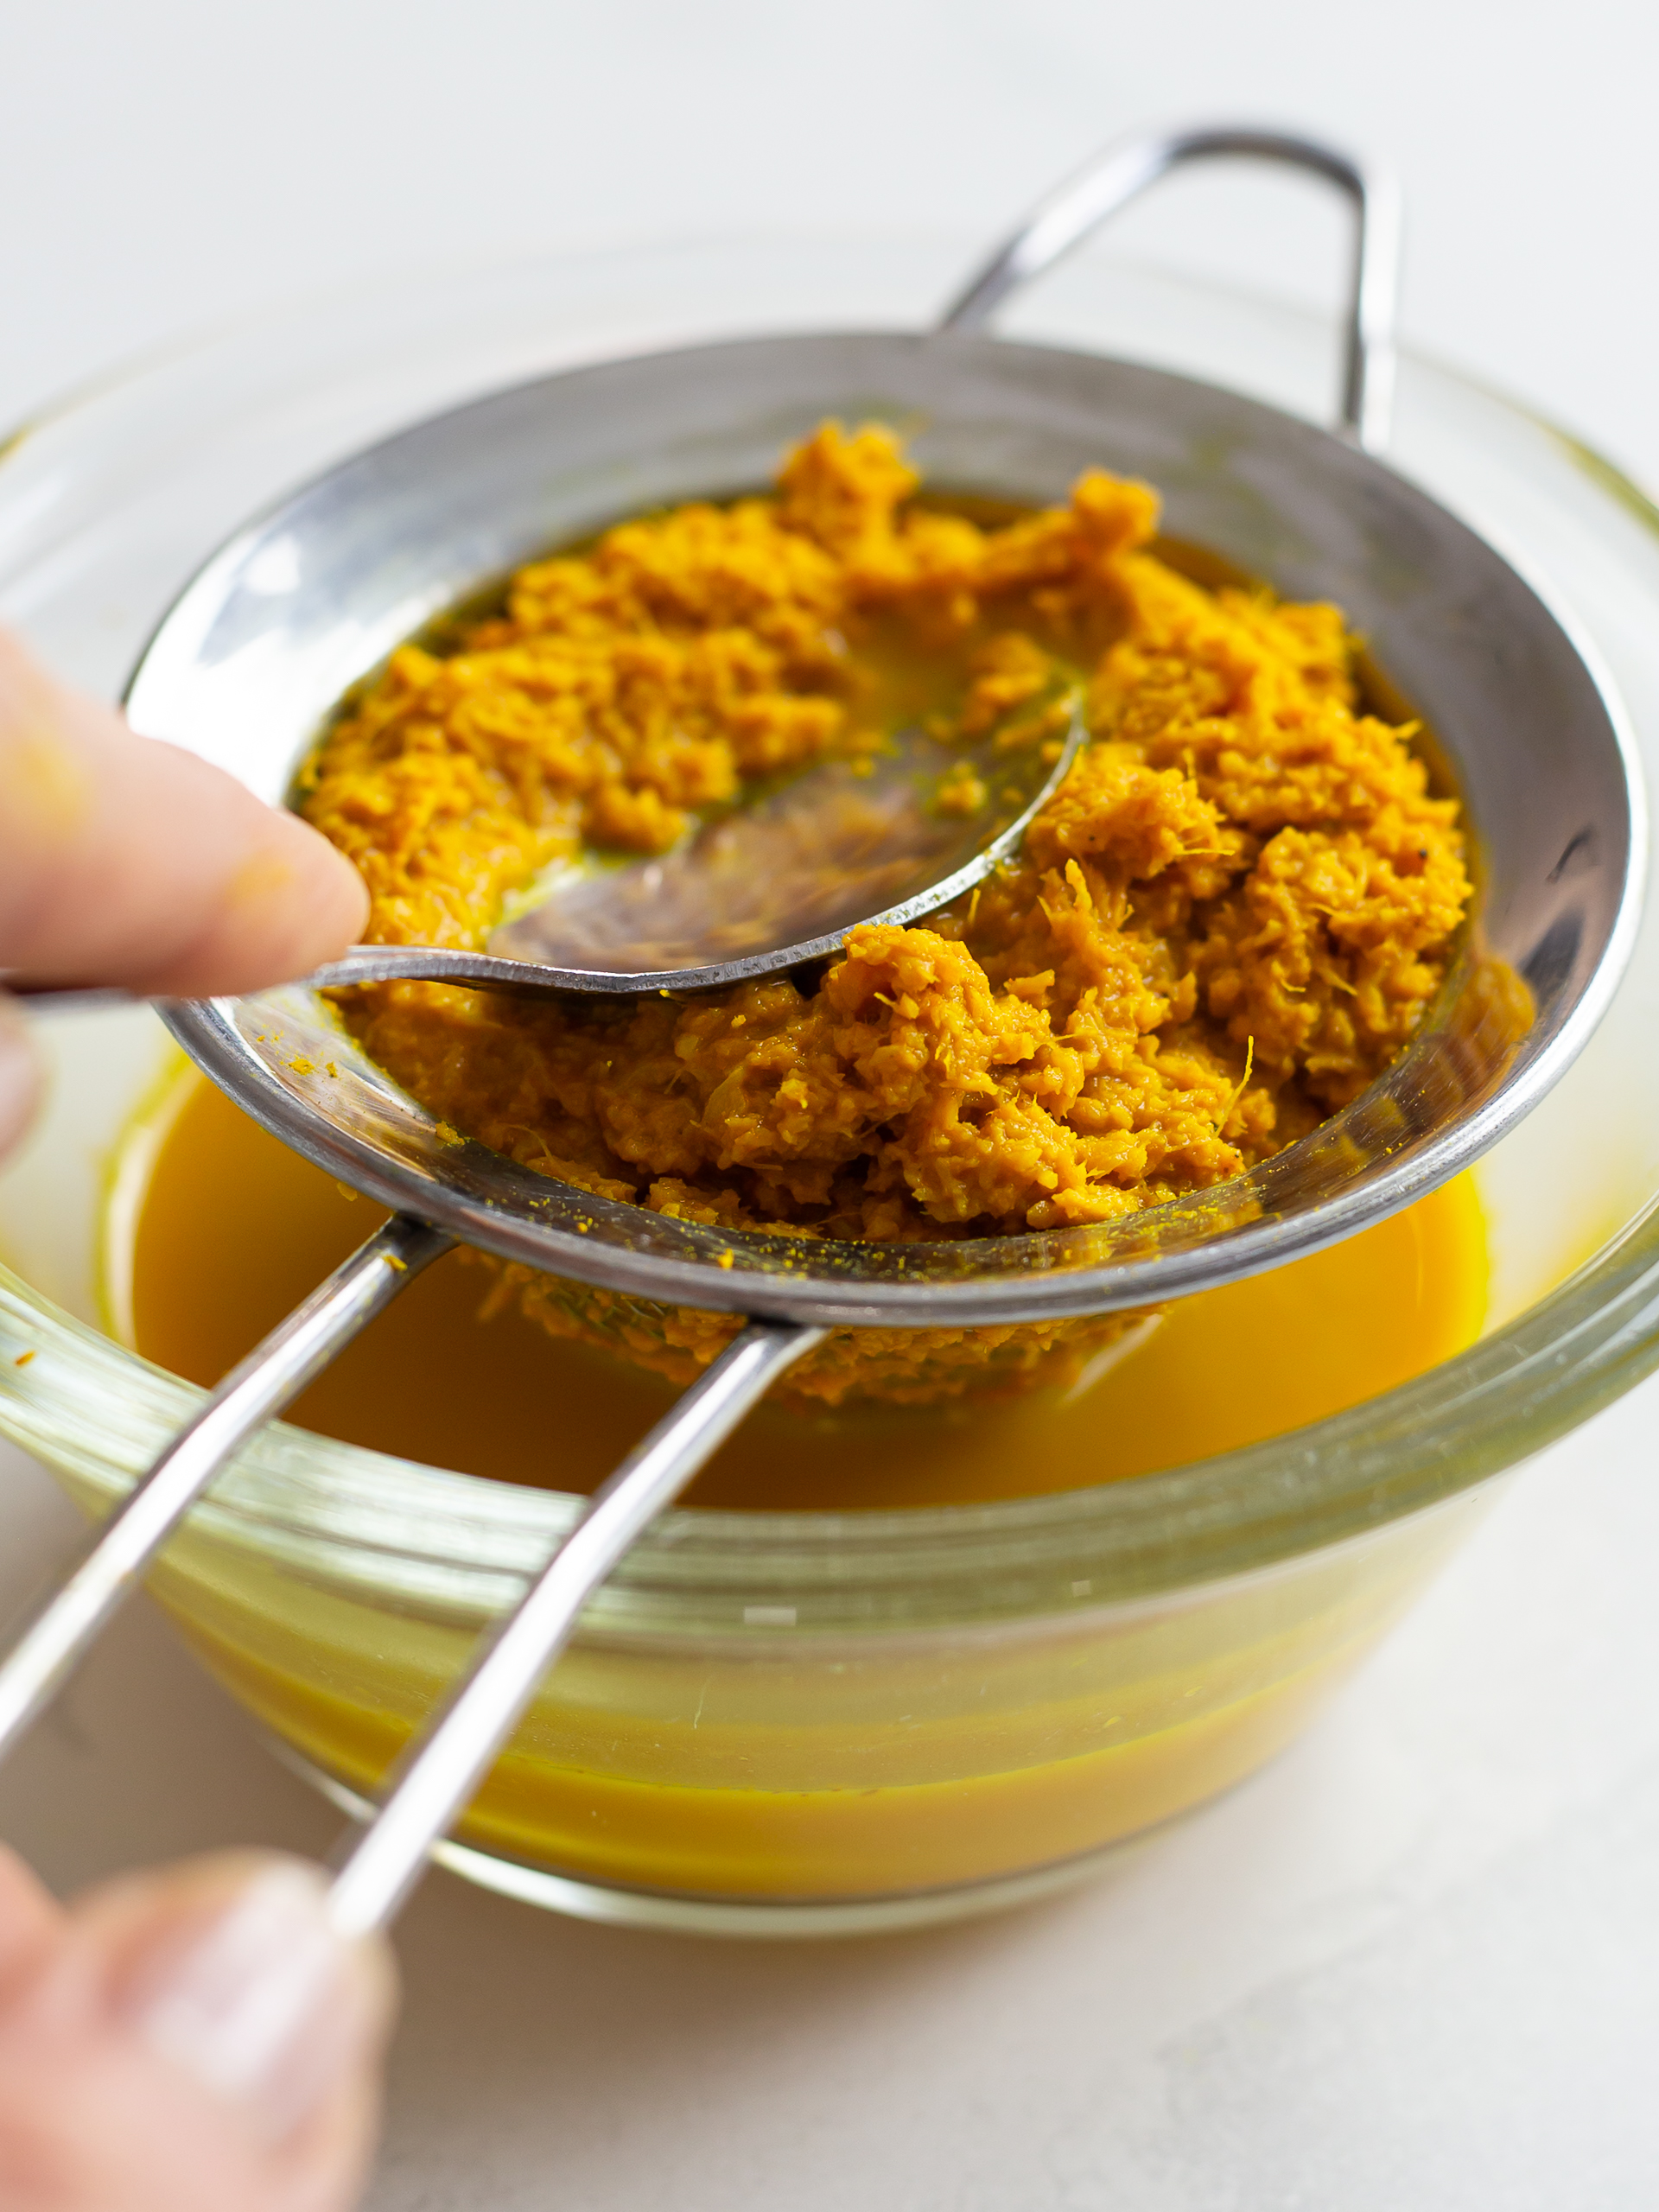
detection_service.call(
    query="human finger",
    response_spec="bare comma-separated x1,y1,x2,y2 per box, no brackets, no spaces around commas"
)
0,629,367,997
0,1851,397,2212
0,1844,65,1992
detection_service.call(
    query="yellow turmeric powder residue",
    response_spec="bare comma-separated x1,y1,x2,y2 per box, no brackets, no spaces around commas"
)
299,424,1471,1402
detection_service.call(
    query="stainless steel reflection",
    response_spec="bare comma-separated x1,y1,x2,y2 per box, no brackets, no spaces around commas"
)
0,124,1642,1937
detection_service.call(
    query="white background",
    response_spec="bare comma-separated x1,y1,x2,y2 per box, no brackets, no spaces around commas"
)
3,0,1656,492
5,3,1659,2205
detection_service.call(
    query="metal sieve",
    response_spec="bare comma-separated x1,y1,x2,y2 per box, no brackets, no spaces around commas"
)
0,124,1642,1938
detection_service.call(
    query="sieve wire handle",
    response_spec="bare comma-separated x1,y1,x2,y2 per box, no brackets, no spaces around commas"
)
0,1212,451,1764
326,1317,823,1937
938,123,1402,455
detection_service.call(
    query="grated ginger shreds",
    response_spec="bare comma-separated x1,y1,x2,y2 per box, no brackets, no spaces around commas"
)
300,423,1471,1403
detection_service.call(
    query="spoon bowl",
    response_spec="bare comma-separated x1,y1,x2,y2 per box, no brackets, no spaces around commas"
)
305,699,1085,999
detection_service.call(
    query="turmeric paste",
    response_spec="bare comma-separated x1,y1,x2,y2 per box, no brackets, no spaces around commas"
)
299,424,1471,1402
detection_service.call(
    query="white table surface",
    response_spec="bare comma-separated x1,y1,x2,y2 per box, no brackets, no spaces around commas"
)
5,3,1659,2203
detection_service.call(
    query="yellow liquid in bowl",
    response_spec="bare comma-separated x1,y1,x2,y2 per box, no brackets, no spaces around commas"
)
105,1070,1491,1902
115,1070,1487,1509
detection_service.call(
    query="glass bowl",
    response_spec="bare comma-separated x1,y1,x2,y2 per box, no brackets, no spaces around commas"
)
4,237,1659,1936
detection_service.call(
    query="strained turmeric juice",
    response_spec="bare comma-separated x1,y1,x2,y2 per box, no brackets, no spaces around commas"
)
115,1067,1485,1511
103,1070,1487,1901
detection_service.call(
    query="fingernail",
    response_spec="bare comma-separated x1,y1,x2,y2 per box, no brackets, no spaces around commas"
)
121,1863,372,2141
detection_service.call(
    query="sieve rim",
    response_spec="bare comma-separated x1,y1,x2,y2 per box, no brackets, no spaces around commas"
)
145,321,1645,1325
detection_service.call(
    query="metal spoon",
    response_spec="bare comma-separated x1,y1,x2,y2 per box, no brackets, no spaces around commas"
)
12,699,1084,1009
306,696,1084,1000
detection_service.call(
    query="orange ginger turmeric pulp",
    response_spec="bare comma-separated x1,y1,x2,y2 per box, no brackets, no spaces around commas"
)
297,424,1471,1408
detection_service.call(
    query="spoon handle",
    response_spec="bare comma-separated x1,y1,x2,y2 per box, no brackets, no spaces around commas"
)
326,1317,823,1939
0,1213,450,1764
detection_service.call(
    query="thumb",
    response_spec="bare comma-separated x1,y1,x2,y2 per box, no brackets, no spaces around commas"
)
0,627,368,995
0,1850,396,2212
